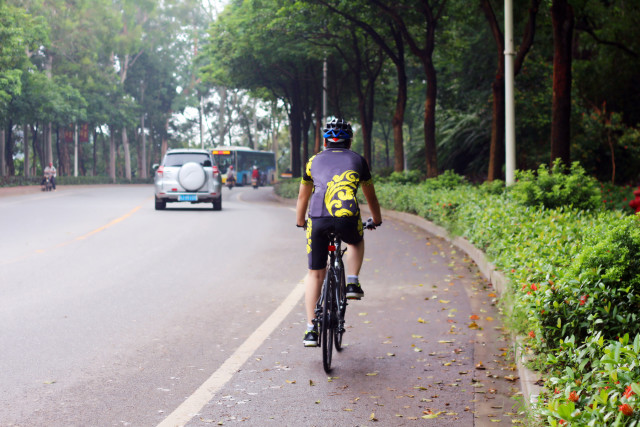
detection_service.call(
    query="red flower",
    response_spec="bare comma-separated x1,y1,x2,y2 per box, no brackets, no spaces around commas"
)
528,331,536,339
619,403,633,416
624,385,636,399
579,295,588,306
568,391,579,402
531,283,538,291
554,388,561,394
559,420,566,425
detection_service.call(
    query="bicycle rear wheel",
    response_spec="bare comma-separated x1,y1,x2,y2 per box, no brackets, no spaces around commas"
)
334,264,346,352
321,272,334,373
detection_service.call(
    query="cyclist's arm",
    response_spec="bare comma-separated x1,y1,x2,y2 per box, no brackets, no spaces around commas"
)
361,181,382,225
296,181,313,227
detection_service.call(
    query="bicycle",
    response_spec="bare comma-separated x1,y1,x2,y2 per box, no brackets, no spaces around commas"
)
312,217,380,373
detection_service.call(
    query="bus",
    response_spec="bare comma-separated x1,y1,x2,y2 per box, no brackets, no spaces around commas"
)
211,146,276,186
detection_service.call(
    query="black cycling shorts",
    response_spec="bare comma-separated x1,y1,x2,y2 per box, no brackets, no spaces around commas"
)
306,216,363,270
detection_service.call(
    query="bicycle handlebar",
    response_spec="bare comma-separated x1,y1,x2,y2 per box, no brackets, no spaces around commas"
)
297,217,382,231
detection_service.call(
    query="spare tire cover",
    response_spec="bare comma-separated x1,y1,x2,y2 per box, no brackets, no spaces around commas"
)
178,162,206,191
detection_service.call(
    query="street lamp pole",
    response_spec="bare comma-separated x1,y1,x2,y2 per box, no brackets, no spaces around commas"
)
505,0,516,185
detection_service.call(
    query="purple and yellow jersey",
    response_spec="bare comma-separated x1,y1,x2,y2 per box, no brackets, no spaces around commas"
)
301,148,372,218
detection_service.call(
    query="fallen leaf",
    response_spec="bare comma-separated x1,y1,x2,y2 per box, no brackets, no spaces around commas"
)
369,412,378,421
343,408,354,412
387,353,395,357
359,312,368,316
469,322,479,330
475,362,486,370
418,318,427,323
286,380,296,384
412,334,423,338
438,340,454,344
309,380,315,386
504,375,519,382
485,316,494,322
469,314,480,320
366,372,378,376
315,400,321,404
439,300,450,304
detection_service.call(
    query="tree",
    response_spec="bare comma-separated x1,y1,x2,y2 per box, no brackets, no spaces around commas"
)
550,0,574,166
311,0,409,172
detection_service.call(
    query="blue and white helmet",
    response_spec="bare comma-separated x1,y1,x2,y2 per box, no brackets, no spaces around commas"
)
323,118,353,146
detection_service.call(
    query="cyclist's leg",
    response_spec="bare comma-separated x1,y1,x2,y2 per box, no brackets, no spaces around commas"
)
345,239,365,276
335,217,366,299
304,269,325,324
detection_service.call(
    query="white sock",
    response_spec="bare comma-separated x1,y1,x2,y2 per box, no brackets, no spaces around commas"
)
306,323,314,331
348,275,359,284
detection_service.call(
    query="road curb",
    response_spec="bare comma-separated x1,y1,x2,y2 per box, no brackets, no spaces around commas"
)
274,191,543,409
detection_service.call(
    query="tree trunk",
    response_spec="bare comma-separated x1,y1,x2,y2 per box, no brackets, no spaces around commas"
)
314,100,322,154
392,61,407,172
550,0,573,166
487,78,505,181
289,86,303,177
93,127,98,176
218,87,227,146
122,127,132,180
0,129,5,176
6,121,15,175
140,85,147,179
23,124,30,177
161,118,169,158
109,127,116,183
423,56,438,178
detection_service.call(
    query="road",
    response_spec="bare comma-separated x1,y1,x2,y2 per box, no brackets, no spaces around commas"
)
0,185,522,426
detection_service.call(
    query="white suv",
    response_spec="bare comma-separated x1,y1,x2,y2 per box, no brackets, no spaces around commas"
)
154,149,222,210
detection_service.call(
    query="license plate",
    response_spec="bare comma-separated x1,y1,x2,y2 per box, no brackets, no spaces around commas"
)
178,194,197,201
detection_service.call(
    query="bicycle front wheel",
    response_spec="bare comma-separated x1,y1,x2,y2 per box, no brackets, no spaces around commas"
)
321,272,334,373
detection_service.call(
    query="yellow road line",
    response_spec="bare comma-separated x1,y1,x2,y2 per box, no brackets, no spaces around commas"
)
76,206,142,241
2,204,144,266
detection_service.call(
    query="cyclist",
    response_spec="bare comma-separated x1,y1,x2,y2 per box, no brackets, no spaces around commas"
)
296,117,382,347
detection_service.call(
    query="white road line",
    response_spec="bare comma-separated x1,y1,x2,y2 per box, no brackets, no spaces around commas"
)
157,281,306,427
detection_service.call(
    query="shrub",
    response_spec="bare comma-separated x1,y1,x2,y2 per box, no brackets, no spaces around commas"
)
273,179,300,199
509,160,602,210
539,333,640,426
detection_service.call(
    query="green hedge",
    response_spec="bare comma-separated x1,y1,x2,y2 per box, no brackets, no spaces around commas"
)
278,167,640,425
0,176,153,187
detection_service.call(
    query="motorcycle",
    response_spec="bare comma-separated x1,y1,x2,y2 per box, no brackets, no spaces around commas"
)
41,176,53,192
226,176,235,190
251,176,259,189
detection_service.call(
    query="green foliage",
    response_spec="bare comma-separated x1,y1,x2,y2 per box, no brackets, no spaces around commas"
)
375,170,423,185
509,160,602,210
0,176,152,187
273,179,300,199
538,333,640,426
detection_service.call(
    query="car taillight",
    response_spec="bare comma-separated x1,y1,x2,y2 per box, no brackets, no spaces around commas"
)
157,165,164,176
212,165,220,177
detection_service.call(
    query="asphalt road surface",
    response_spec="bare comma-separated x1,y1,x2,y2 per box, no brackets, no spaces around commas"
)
0,185,524,426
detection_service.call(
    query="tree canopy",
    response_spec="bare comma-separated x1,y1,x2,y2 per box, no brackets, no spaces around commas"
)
1,0,639,185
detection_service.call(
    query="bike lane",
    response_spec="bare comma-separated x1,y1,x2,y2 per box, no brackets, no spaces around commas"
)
182,202,525,426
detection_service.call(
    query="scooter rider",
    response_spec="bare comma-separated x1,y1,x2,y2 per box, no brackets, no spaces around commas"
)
226,165,236,186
